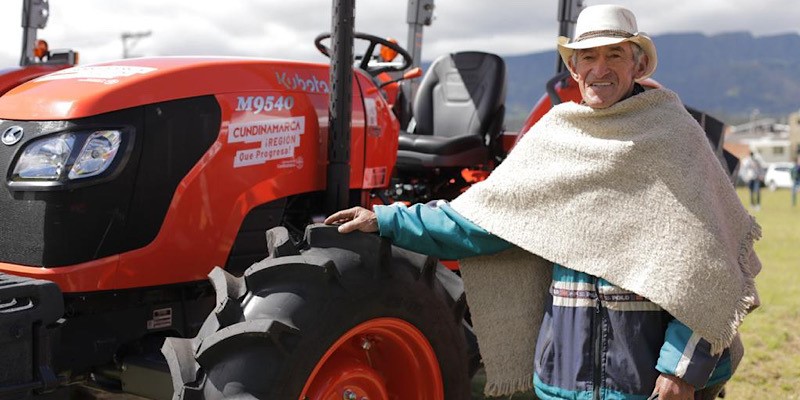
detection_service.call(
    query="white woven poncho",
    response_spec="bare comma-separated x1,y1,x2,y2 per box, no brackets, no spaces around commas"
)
450,88,761,396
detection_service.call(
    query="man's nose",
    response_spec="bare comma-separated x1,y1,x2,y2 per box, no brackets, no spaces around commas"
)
592,58,611,76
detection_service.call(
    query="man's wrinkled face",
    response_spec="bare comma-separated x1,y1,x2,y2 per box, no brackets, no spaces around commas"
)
569,42,647,109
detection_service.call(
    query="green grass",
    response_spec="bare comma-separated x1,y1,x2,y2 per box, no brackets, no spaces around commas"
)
471,188,800,399
726,188,800,399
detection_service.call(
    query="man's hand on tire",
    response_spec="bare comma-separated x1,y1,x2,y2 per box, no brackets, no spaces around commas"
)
325,206,379,233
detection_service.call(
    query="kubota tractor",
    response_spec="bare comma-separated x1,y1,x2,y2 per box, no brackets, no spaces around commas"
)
0,0,737,399
0,0,475,397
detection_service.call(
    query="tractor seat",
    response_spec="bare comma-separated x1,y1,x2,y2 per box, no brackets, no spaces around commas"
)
397,51,506,169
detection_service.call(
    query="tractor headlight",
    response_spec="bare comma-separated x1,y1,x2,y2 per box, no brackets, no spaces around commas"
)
13,133,76,179
8,129,130,190
68,130,122,179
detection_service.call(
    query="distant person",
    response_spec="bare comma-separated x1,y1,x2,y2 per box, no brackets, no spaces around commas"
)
741,151,764,210
327,5,761,400
792,155,800,207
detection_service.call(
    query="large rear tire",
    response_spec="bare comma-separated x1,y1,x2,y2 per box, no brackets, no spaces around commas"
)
162,224,472,399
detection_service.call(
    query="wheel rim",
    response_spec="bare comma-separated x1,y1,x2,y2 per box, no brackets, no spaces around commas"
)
300,317,443,400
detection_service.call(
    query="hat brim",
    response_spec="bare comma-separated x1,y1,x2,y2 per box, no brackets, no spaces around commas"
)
557,33,657,82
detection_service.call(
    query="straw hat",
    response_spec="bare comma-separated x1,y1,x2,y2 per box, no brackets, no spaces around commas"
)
557,5,657,81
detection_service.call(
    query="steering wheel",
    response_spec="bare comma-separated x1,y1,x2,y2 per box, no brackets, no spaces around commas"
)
314,32,413,76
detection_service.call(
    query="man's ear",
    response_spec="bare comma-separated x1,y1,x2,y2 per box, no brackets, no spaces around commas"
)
634,54,649,79
567,60,578,79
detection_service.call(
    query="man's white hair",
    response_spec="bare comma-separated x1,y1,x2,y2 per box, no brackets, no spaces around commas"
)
569,42,646,71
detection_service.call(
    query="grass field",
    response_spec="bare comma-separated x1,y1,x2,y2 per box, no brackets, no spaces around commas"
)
472,188,800,399
726,188,800,399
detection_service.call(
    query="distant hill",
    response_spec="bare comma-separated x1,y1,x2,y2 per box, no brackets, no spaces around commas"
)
432,31,800,130
647,32,800,118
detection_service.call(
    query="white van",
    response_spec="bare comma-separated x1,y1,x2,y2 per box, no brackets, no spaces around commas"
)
764,162,795,191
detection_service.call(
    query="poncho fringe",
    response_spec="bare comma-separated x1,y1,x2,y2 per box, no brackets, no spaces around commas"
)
485,376,534,397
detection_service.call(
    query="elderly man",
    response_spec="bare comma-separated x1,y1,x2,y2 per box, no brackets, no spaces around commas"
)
326,5,760,400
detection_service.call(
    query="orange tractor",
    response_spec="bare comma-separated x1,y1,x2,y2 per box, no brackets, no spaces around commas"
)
0,0,736,399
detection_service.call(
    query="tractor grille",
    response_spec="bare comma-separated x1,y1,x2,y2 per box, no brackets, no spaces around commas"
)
0,115,138,267
0,96,221,268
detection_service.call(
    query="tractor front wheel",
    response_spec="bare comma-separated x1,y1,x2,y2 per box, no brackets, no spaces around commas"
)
162,224,472,400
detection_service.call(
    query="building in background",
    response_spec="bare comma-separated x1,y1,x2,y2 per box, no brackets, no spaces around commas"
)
726,117,791,165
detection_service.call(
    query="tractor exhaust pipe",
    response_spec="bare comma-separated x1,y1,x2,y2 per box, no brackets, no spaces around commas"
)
325,0,355,215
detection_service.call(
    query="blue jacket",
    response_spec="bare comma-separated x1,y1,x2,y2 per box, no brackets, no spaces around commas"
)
375,201,732,399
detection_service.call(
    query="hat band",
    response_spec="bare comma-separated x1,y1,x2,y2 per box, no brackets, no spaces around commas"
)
575,29,634,42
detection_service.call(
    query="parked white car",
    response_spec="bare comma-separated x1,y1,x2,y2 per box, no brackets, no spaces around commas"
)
764,162,795,191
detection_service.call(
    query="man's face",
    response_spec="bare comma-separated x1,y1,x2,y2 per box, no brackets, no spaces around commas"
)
569,42,647,109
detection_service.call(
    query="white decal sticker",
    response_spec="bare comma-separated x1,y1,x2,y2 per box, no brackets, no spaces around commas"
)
236,95,295,114
35,65,157,84
362,166,388,188
146,308,173,330
364,97,378,127
229,117,305,168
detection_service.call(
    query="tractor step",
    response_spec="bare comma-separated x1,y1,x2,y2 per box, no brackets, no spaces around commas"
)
0,273,64,397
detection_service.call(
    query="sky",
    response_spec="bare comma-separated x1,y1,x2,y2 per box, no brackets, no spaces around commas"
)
1,0,799,67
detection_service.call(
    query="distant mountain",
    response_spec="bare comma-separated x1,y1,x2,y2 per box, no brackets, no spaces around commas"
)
650,32,800,116
487,31,800,130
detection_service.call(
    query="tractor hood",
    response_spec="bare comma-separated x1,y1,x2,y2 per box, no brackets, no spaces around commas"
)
0,64,75,97
0,57,331,120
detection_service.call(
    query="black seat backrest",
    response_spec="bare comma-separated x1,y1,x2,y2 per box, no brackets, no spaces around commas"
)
412,51,506,139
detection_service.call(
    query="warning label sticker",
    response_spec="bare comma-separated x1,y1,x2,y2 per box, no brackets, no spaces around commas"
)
364,97,378,127
146,308,173,330
228,116,305,168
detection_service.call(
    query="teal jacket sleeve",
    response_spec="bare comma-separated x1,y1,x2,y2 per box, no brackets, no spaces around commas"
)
656,319,732,389
373,201,512,259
